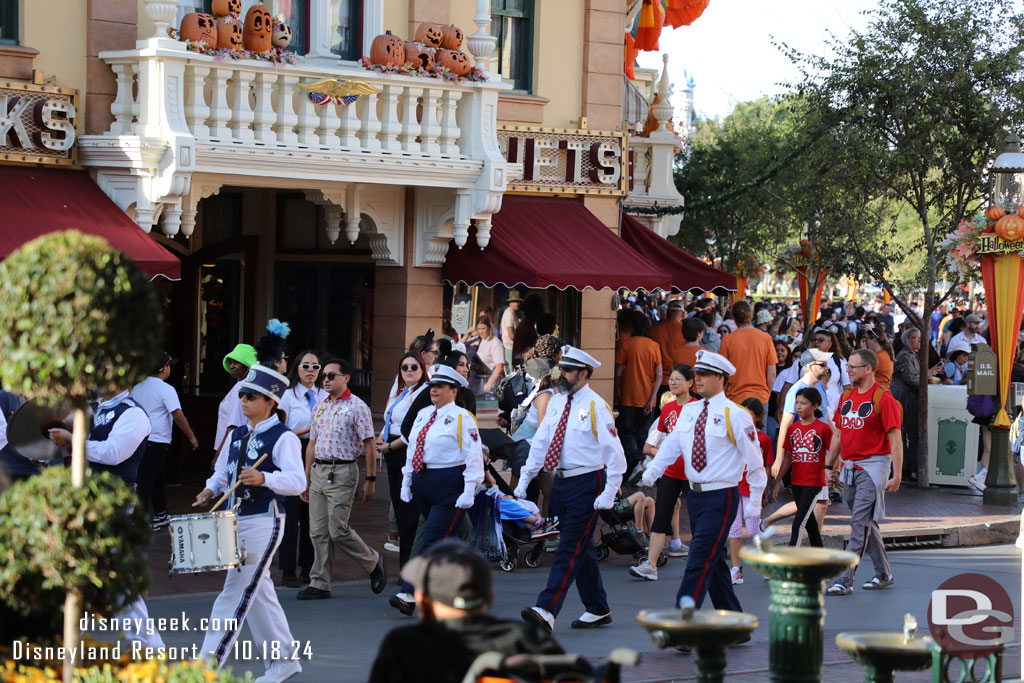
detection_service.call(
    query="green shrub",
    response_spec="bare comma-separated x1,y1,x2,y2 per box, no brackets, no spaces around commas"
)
0,230,163,400
0,468,151,636
1,658,252,682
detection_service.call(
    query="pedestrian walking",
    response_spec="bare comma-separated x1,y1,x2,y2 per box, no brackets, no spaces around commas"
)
774,388,832,547
516,346,626,632
194,364,306,682
825,348,903,596
615,310,663,478
131,352,199,531
650,300,686,396
390,364,483,616
719,301,777,411
641,351,767,614
501,292,523,369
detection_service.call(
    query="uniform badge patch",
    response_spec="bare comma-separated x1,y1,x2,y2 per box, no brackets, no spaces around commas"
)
578,409,588,423
444,417,453,426
469,429,479,442
607,424,617,438
745,427,756,442
712,416,723,426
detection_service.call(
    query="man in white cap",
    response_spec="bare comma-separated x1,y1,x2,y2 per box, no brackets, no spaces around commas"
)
516,346,627,632
642,350,767,616
776,348,832,463
194,364,307,683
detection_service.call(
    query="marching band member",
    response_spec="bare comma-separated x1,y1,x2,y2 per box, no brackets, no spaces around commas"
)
195,364,306,683
389,364,483,616
516,346,626,632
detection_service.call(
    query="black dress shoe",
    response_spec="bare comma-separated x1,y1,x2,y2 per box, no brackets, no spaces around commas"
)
389,594,415,616
370,555,387,594
521,608,552,633
296,586,331,600
283,572,301,588
570,614,612,629
299,572,310,585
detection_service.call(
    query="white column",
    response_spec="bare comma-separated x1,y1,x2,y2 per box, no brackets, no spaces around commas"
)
252,72,277,143
399,86,423,154
306,0,340,64
228,70,256,142
274,74,300,146
358,91,382,151
184,64,211,139
466,0,497,76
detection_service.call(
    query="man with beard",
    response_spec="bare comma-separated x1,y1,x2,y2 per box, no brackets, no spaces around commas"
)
514,346,626,632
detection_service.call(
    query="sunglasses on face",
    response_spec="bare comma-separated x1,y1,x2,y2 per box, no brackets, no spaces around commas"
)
401,364,420,372
323,372,347,381
239,392,262,401
299,363,321,371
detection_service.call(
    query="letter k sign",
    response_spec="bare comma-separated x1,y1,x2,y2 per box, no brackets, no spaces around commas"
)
0,96,31,147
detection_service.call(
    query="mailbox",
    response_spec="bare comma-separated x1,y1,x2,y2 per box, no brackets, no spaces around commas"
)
967,343,999,396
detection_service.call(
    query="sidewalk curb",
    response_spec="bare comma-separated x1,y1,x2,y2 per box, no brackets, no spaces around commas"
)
820,516,1020,551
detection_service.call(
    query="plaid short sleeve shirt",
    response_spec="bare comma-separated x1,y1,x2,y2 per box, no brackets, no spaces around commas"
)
308,390,375,461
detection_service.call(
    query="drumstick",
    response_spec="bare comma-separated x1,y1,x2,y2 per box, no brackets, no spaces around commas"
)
206,453,270,512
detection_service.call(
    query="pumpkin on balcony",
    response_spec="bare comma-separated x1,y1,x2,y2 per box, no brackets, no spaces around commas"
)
243,3,274,52
272,20,293,49
212,0,241,17
216,16,243,50
404,42,435,70
436,49,471,76
415,23,444,48
177,12,217,47
440,25,464,51
371,31,406,67
995,213,1024,242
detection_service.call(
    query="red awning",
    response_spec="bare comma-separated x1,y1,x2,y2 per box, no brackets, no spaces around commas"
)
0,166,181,280
443,196,671,291
620,213,735,294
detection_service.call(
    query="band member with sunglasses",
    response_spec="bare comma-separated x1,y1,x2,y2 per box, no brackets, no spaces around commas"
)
194,364,306,683
824,348,903,597
299,359,387,601
275,350,326,587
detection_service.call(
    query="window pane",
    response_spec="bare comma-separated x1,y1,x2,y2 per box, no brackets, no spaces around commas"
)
329,0,359,60
0,0,16,44
265,0,307,53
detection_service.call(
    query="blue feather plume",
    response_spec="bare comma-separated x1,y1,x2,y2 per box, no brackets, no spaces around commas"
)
267,318,290,339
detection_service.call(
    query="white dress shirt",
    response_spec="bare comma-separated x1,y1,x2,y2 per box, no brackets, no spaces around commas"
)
520,384,627,500
279,384,328,433
205,414,306,498
645,391,767,500
214,381,246,453
773,363,800,393
381,383,427,443
131,376,181,444
401,400,484,491
86,392,151,466
823,356,851,414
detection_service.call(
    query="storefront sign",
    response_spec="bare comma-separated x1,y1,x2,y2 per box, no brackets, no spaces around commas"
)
976,233,1024,254
967,343,998,396
497,125,628,196
0,80,78,166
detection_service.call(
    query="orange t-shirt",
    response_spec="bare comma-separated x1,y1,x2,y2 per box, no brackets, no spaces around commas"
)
619,336,662,408
719,327,778,403
649,320,684,377
875,350,893,390
675,344,701,369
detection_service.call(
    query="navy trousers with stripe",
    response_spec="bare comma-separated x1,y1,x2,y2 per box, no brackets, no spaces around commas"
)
400,466,465,594
677,487,742,611
536,470,610,618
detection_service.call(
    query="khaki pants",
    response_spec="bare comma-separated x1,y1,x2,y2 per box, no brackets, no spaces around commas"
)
308,462,378,591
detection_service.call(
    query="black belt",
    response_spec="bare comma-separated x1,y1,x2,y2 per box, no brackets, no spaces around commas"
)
315,458,356,465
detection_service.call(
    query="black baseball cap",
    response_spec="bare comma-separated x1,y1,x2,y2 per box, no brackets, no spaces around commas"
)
400,540,492,610
153,351,179,374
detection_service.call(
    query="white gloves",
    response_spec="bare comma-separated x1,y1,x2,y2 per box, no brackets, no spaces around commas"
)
743,500,761,522
400,479,412,503
513,482,529,499
641,469,658,488
455,491,475,509
593,490,616,510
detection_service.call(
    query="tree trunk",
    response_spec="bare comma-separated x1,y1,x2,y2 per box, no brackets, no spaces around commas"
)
917,324,931,487
63,406,87,683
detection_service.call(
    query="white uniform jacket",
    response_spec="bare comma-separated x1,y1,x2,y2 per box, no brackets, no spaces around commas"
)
401,401,484,491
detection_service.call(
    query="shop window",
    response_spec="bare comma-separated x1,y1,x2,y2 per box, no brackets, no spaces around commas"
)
327,0,361,60
0,0,17,45
490,0,534,92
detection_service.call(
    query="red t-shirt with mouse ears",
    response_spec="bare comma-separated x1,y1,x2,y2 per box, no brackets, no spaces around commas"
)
785,420,832,486
831,383,902,460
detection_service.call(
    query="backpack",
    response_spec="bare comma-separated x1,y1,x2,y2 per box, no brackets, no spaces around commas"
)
840,385,903,423
496,368,534,416
966,393,996,420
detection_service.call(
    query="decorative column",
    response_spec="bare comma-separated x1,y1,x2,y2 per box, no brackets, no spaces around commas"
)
143,0,178,40
465,0,497,76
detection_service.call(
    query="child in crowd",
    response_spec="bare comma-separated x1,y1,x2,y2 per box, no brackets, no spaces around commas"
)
728,398,774,585
773,388,832,547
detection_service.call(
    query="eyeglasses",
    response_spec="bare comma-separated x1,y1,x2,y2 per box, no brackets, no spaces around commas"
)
813,337,829,344
425,348,438,355
323,372,347,381
847,363,870,370
239,392,262,401
299,363,321,371
401,364,420,372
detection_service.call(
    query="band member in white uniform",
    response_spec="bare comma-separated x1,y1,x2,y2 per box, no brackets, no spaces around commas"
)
642,351,767,614
516,346,627,632
195,364,306,683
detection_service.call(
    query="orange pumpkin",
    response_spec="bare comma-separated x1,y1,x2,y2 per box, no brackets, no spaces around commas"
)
243,3,273,52
216,16,243,50
1018,206,1024,219
211,0,241,17
986,205,1006,222
272,22,293,48
995,213,1024,242
415,23,444,48
440,25,464,50
404,41,434,70
179,12,217,47
370,31,406,66
436,49,471,76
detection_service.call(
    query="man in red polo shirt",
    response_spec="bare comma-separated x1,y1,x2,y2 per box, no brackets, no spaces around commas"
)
823,348,902,596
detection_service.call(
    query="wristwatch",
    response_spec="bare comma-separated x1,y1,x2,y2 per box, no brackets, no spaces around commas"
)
365,476,377,482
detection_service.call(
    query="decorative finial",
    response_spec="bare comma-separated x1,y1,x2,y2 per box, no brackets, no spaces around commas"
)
903,614,918,640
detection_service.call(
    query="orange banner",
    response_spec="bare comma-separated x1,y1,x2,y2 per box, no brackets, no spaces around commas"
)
796,267,828,322
732,276,747,303
980,252,1024,427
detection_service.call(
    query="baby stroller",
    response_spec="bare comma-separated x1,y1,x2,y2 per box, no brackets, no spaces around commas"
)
594,498,667,568
473,461,556,573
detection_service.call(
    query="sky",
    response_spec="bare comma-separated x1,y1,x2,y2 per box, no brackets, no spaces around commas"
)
635,0,881,121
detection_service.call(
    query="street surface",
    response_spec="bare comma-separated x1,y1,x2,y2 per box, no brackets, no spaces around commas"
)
128,543,1021,682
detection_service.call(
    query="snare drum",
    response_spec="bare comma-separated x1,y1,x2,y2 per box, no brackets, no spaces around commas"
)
168,510,246,574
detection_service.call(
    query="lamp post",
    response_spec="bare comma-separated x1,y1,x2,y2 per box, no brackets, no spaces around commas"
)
980,133,1024,506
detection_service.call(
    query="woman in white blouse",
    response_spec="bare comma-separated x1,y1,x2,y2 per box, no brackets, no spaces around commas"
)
472,316,506,394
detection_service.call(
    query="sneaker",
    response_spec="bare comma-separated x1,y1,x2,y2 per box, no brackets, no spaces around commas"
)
384,538,400,553
544,538,559,552
254,659,301,683
730,566,744,585
629,560,658,581
967,473,986,492
530,520,560,540
667,543,688,558
152,513,168,531
627,461,645,485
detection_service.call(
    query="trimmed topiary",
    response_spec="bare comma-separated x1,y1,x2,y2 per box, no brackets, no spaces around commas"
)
0,230,164,401
0,467,151,637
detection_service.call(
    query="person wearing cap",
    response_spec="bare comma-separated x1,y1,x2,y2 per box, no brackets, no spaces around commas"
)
369,540,565,683
194,364,306,683
515,346,627,632
948,312,984,349
390,364,484,616
131,352,199,531
215,343,256,460
754,308,774,333
641,350,767,614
